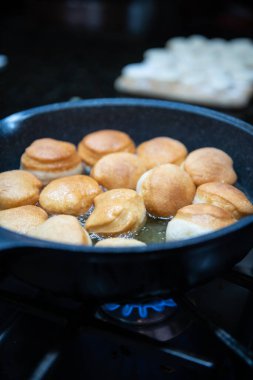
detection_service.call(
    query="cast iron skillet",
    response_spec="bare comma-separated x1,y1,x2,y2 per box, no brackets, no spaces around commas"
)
0,98,253,303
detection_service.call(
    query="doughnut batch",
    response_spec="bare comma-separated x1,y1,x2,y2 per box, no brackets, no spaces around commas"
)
0,129,252,247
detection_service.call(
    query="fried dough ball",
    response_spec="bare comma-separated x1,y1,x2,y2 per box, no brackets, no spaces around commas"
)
0,170,42,210
78,129,135,166
21,138,83,185
95,238,146,247
194,182,253,219
85,189,146,236
137,136,187,169
0,205,48,234
28,215,92,245
91,152,147,189
39,175,101,216
166,204,236,241
183,147,237,186
137,164,196,217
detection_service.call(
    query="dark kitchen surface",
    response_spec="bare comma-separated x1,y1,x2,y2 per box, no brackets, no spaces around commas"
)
1,2,253,380
1,1,253,123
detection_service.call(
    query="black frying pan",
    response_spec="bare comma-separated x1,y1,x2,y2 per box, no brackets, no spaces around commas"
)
0,98,253,303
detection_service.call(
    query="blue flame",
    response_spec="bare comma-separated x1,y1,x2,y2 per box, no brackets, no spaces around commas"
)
103,298,177,319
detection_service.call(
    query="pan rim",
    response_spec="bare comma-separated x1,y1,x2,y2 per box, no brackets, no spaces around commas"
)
1,97,253,136
0,97,253,255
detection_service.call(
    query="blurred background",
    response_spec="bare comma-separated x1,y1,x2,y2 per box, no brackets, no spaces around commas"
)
0,0,253,121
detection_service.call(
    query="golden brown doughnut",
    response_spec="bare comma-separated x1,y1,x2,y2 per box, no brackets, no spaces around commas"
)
39,175,102,216
91,152,147,189
183,147,237,186
85,189,146,236
28,215,92,245
78,129,135,166
0,170,42,210
21,138,83,185
137,164,196,217
194,182,253,219
95,238,146,247
166,204,236,241
0,205,48,234
137,136,188,169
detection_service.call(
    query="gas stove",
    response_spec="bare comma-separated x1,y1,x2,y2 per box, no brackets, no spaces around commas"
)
0,250,252,379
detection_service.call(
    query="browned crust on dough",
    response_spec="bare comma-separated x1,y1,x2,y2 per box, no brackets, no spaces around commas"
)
78,130,135,166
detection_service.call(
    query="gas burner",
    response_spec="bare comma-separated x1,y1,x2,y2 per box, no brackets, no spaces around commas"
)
101,298,177,325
